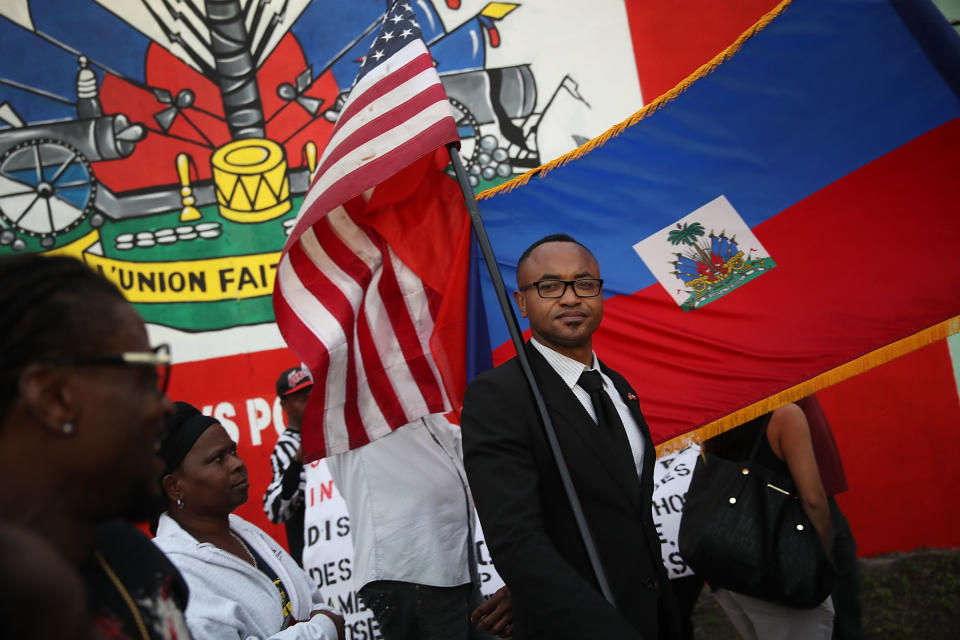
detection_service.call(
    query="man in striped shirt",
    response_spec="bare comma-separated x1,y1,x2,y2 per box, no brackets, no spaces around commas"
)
262,366,313,565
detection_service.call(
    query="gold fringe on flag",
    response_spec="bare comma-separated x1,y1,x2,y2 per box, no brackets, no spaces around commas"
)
476,0,795,201
654,315,960,456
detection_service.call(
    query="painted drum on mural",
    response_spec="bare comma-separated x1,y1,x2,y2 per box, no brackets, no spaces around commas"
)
0,0,593,331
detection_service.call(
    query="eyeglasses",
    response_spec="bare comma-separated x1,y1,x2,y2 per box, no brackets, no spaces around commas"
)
51,344,172,395
518,278,604,299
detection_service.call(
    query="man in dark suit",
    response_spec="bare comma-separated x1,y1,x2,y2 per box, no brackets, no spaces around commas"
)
462,234,679,639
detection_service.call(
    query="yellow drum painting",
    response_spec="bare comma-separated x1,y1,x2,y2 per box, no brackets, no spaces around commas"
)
211,138,291,223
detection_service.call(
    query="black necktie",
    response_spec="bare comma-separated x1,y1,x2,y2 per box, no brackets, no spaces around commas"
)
578,370,638,478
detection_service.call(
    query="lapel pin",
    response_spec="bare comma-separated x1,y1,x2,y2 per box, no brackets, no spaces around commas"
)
627,393,637,401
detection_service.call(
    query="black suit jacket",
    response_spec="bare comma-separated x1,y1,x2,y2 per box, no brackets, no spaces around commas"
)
462,343,680,639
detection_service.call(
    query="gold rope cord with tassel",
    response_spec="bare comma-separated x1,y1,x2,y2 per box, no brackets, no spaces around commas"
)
95,551,151,640
654,314,960,456
476,0,794,201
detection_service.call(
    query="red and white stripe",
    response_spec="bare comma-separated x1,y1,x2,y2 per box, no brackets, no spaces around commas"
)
274,37,459,457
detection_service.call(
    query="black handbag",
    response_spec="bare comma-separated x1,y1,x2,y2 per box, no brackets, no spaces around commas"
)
677,415,835,608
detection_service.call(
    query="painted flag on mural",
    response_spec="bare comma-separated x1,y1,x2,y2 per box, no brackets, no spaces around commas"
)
273,0,472,460
474,0,960,450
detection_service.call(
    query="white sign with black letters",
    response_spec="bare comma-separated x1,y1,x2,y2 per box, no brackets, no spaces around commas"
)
302,461,503,640
651,444,699,580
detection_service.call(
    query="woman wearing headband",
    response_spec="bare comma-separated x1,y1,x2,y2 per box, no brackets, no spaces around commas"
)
153,402,344,640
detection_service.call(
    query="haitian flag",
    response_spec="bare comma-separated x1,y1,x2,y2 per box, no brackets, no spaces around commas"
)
473,0,960,451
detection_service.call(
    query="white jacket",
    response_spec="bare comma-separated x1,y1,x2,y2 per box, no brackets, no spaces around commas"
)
154,513,341,640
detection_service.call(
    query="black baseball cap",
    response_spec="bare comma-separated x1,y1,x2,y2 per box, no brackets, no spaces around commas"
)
276,366,313,397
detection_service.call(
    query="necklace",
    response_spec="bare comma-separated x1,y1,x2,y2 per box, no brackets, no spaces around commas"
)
229,530,256,566
95,551,151,640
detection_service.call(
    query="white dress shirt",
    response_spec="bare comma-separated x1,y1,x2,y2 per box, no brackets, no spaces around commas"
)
325,414,477,590
530,338,646,478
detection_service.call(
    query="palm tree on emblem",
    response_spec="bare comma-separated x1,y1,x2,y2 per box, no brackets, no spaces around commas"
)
667,221,705,246
668,221,712,266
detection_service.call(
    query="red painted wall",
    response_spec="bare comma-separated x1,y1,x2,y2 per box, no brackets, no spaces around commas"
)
821,341,960,556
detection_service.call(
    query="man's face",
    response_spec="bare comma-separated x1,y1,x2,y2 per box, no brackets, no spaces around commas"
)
68,301,174,520
281,385,312,429
514,242,603,355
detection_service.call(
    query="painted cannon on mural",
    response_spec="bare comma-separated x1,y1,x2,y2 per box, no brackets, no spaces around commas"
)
0,57,150,250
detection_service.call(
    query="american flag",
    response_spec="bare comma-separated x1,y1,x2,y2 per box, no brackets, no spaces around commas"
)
273,1,463,459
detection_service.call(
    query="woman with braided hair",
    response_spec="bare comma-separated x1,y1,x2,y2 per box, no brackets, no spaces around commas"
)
0,254,190,640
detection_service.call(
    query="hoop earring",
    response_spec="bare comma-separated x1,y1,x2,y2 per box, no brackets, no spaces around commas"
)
61,422,74,435
176,496,185,510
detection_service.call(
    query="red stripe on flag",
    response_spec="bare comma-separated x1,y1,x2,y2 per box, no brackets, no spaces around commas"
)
354,294,411,430
289,118,458,243
336,51,436,128
271,284,333,460
328,198,377,287
373,234,445,411
324,201,412,436
287,228,357,340
286,225,371,447
425,280,442,322
341,323,366,450
315,85,450,179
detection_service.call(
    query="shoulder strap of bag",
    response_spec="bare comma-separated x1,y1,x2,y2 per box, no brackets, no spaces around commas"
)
745,412,774,465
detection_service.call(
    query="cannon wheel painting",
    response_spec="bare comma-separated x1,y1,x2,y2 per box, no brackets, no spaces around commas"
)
0,138,98,249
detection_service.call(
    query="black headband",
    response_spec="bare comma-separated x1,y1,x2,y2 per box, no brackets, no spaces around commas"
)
160,401,218,474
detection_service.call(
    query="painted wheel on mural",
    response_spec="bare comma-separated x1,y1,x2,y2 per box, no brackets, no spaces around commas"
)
0,139,97,249
447,97,481,168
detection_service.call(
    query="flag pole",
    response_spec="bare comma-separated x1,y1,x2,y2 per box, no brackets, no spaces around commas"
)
446,143,616,606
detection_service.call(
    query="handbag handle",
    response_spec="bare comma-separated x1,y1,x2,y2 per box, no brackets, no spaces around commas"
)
744,412,774,465
725,413,776,503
